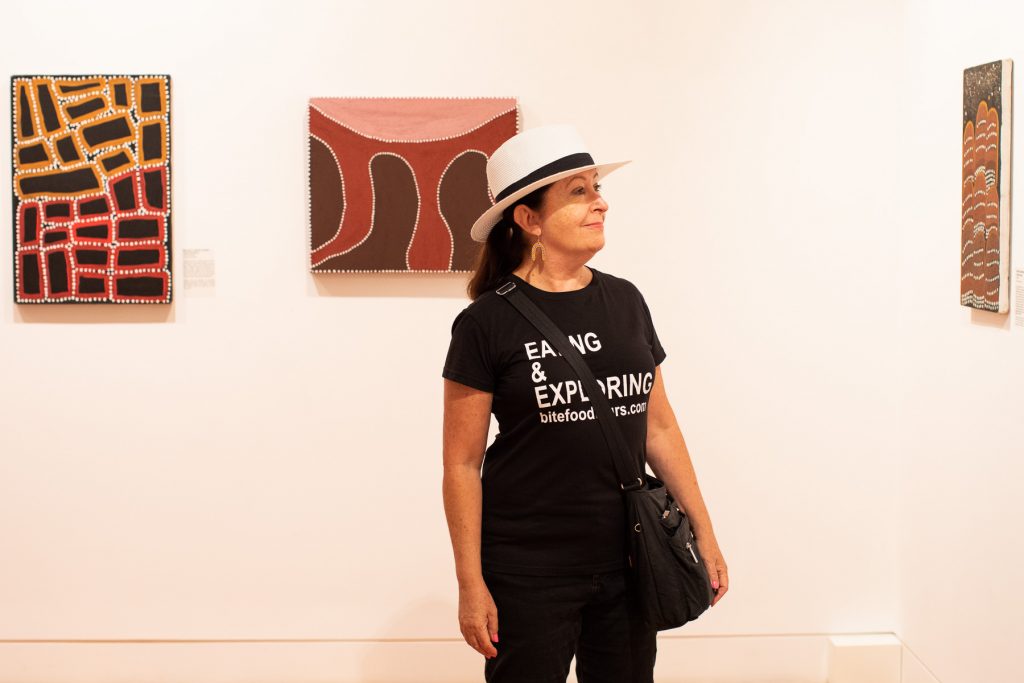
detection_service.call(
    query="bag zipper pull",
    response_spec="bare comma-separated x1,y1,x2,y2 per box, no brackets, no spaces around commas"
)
686,541,699,564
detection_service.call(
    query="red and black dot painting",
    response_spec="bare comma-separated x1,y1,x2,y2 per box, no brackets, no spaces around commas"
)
308,97,519,273
12,75,171,303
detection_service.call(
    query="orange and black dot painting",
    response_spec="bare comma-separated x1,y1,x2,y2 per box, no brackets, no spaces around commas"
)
308,97,519,273
961,60,1012,314
12,75,171,303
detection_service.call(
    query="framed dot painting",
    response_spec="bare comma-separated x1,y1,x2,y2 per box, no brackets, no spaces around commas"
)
308,97,519,273
12,75,172,304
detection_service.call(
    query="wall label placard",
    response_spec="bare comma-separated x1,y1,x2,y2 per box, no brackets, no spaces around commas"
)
183,248,215,296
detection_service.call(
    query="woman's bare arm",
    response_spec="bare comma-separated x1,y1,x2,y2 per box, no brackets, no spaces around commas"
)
442,378,499,657
644,366,729,606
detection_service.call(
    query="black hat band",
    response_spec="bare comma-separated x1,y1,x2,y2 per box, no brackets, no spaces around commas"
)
493,152,595,203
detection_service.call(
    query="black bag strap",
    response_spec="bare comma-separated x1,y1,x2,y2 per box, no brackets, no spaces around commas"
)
496,279,644,491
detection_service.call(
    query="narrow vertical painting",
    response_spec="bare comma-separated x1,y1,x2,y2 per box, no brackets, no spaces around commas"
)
962,60,1012,313
11,75,172,303
308,97,518,273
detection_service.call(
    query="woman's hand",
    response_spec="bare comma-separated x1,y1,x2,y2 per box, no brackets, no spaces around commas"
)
459,579,499,658
697,535,729,607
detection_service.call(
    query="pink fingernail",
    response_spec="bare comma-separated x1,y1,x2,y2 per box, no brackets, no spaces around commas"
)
712,581,719,589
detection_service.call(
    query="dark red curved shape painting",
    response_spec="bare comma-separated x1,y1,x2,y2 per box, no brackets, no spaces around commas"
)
308,97,518,273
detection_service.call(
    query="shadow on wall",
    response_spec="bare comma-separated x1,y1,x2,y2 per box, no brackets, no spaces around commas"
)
13,301,176,324
359,597,482,683
310,272,472,300
969,307,1011,329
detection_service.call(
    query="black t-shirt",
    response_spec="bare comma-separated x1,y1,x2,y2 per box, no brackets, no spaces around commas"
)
442,267,666,575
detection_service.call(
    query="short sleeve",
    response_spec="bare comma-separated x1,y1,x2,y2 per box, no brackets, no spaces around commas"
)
442,309,496,392
638,291,667,365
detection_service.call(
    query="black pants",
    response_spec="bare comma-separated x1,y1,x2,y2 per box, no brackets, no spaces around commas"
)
482,568,657,683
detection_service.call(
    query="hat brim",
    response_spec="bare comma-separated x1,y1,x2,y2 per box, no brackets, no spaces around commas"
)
469,160,631,242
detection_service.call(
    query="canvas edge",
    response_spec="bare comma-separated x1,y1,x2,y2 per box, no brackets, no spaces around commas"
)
10,76,18,304
307,101,314,272
164,74,173,305
999,58,1012,314
960,67,965,309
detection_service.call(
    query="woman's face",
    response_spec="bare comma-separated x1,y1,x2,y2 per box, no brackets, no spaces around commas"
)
518,169,608,259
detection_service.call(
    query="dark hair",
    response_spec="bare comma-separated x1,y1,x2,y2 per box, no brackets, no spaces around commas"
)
467,184,550,300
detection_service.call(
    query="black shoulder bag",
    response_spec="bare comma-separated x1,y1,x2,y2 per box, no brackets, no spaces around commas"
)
497,279,714,630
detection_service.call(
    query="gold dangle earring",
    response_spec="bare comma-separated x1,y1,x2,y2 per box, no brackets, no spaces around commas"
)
531,238,545,265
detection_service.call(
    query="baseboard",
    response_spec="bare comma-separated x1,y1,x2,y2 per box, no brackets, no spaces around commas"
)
0,633,902,683
646,634,828,683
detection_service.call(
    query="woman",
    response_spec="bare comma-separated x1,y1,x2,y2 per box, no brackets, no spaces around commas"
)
442,124,728,683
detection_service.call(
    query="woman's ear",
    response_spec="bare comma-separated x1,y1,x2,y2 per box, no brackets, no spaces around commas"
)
513,203,541,238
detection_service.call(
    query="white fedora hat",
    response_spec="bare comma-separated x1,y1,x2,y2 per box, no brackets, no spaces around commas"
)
470,124,630,242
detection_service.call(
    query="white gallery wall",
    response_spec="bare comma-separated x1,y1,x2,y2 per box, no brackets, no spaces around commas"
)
0,1,1016,682
897,2,1024,683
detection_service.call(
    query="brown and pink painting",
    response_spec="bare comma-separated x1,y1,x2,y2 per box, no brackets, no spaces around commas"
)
308,97,519,273
962,60,1012,313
